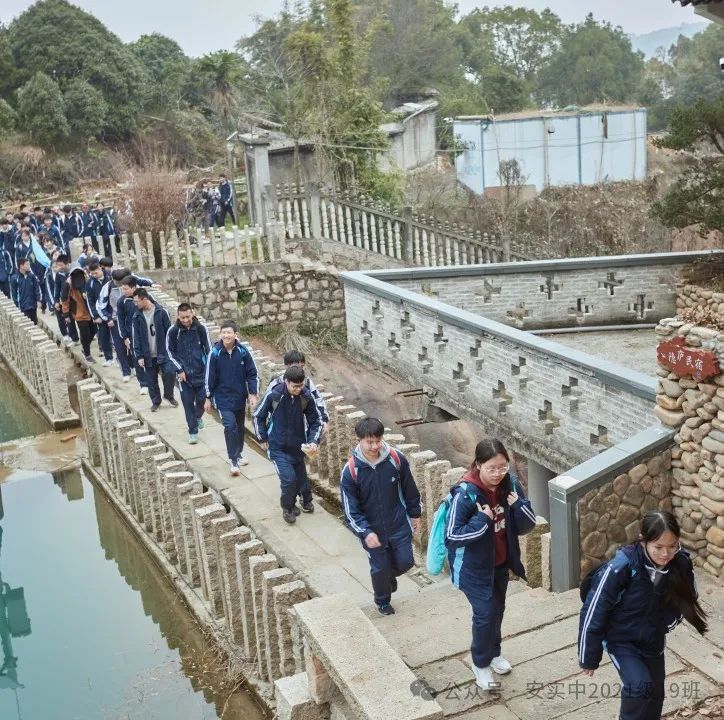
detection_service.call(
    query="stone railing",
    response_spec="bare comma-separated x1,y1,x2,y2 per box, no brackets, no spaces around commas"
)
0,297,78,428
340,269,657,474
654,316,724,582
268,183,529,266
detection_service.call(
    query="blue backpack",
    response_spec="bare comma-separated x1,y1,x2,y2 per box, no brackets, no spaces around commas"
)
426,482,477,575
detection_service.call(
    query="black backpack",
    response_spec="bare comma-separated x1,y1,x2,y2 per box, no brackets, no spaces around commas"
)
579,551,634,603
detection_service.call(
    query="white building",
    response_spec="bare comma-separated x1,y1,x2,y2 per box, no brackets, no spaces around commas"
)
453,105,648,195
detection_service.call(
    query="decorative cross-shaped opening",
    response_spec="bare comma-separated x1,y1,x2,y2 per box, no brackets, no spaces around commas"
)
360,320,373,346
506,302,531,327
590,424,611,448
418,346,433,373
387,332,400,355
492,381,513,413
469,339,484,371
539,276,560,300
421,283,439,297
433,324,448,350
511,356,529,389
600,272,624,296
399,310,415,338
452,362,470,391
372,299,384,321
511,357,526,376
561,376,581,411
538,400,560,435
568,298,593,317
629,294,654,320
476,280,502,304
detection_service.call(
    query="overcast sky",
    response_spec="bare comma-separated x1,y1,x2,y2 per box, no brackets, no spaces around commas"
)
2,0,703,57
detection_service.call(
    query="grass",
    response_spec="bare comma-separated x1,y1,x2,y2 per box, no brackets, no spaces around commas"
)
240,321,347,359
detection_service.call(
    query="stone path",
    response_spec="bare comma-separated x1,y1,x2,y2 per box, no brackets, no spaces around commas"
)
40,312,723,718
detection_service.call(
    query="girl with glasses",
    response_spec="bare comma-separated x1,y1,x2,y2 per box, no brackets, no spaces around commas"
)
445,438,537,691
579,511,708,720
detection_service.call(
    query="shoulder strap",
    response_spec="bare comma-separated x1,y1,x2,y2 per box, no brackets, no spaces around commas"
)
458,481,478,503
347,456,357,481
388,447,401,470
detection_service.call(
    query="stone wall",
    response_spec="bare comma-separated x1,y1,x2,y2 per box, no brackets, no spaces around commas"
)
577,452,673,578
374,253,713,330
341,275,655,473
677,282,724,316
147,258,345,328
0,297,78,428
654,316,724,581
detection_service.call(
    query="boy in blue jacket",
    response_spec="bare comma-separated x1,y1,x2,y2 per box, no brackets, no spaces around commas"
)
254,365,322,522
205,321,259,474
85,261,113,366
166,303,211,444
10,258,41,323
0,245,12,297
340,417,422,615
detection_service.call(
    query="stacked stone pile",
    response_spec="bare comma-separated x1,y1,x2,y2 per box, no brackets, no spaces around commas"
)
655,317,724,581
578,454,673,578
677,283,724,315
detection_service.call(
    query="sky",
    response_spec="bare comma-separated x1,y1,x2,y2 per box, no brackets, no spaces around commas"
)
2,0,703,58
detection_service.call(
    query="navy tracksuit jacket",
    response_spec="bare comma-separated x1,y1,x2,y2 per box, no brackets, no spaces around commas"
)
340,444,422,606
265,374,330,423
579,544,694,720
131,301,172,369
11,271,41,312
205,340,259,410
0,249,12,295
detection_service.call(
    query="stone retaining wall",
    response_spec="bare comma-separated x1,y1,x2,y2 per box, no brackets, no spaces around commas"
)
677,283,724,316
654,316,724,581
147,258,344,329
0,297,78,428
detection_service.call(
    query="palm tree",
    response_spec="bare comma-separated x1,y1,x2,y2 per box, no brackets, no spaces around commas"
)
195,51,245,132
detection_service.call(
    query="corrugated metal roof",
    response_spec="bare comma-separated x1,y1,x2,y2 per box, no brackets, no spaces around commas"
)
456,104,645,123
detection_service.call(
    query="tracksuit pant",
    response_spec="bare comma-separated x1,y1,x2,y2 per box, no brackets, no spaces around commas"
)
109,324,131,376
364,532,414,607
269,448,311,511
57,309,78,341
217,204,235,227
462,564,509,669
144,357,175,407
0,281,9,298
180,381,206,434
218,406,246,466
76,320,94,356
23,308,38,324
95,321,113,360
608,645,665,720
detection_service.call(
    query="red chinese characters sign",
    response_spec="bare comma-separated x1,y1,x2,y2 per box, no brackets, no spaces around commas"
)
657,336,720,381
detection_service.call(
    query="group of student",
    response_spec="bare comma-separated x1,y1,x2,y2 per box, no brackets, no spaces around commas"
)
186,174,236,231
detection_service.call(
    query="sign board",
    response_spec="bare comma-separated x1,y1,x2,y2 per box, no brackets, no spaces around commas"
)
657,336,720,382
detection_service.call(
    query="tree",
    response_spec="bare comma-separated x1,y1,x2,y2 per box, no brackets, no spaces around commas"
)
668,24,724,109
16,72,69,148
537,15,645,106
0,25,16,99
0,98,16,138
63,79,107,142
457,6,563,82
129,33,191,109
652,93,724,234
193,51,246,132
7,0,145,138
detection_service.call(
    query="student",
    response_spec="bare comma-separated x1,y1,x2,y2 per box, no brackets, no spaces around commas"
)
265,349,329,431
117,275,149,394
131,288,177,412
166,303,211,444
77,242,98,268
53,254,79,345
10,257,41,323
253,365,321,522
340,417,421,615
41,214,63,250
85,261,114,366
0,243,12,297
217,173,235,226
60,204,83,257
205,321,259,475
445,438,536,690
579,511,707,720
61,267,95,362
79,202,98,252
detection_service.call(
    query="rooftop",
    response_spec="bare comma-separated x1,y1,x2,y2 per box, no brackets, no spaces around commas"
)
456,103,645,123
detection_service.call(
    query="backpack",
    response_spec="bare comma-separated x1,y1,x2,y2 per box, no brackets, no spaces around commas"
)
271,394,309,412
346,447,401,481
579,550,635,603
426,482,478,576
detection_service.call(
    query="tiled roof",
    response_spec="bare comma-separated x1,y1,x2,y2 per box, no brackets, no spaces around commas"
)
673,0,722,6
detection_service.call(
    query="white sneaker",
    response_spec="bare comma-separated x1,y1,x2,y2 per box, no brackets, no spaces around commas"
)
63,336,73,345
238,455,249,466
102,359,113,367
472,665,497,691
139,387,149,395
490,656,512,675
122,375,130,383
229,461,241,477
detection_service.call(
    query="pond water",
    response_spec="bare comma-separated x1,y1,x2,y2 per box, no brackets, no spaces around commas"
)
0,367,265,720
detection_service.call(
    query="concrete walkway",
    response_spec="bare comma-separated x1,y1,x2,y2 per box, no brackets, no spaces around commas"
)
41,311,723,719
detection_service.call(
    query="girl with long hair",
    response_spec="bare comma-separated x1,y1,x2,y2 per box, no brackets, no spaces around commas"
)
579,510,708,720
445,438,537,691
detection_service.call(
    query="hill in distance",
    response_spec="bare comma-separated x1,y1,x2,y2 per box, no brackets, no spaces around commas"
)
630,21,709,58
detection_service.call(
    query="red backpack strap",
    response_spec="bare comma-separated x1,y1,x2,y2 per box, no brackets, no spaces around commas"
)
388,447,401,471
346,456,357,481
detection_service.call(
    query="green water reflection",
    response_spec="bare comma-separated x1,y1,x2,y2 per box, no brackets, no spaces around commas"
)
0,365,49,443
0,469,265,720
